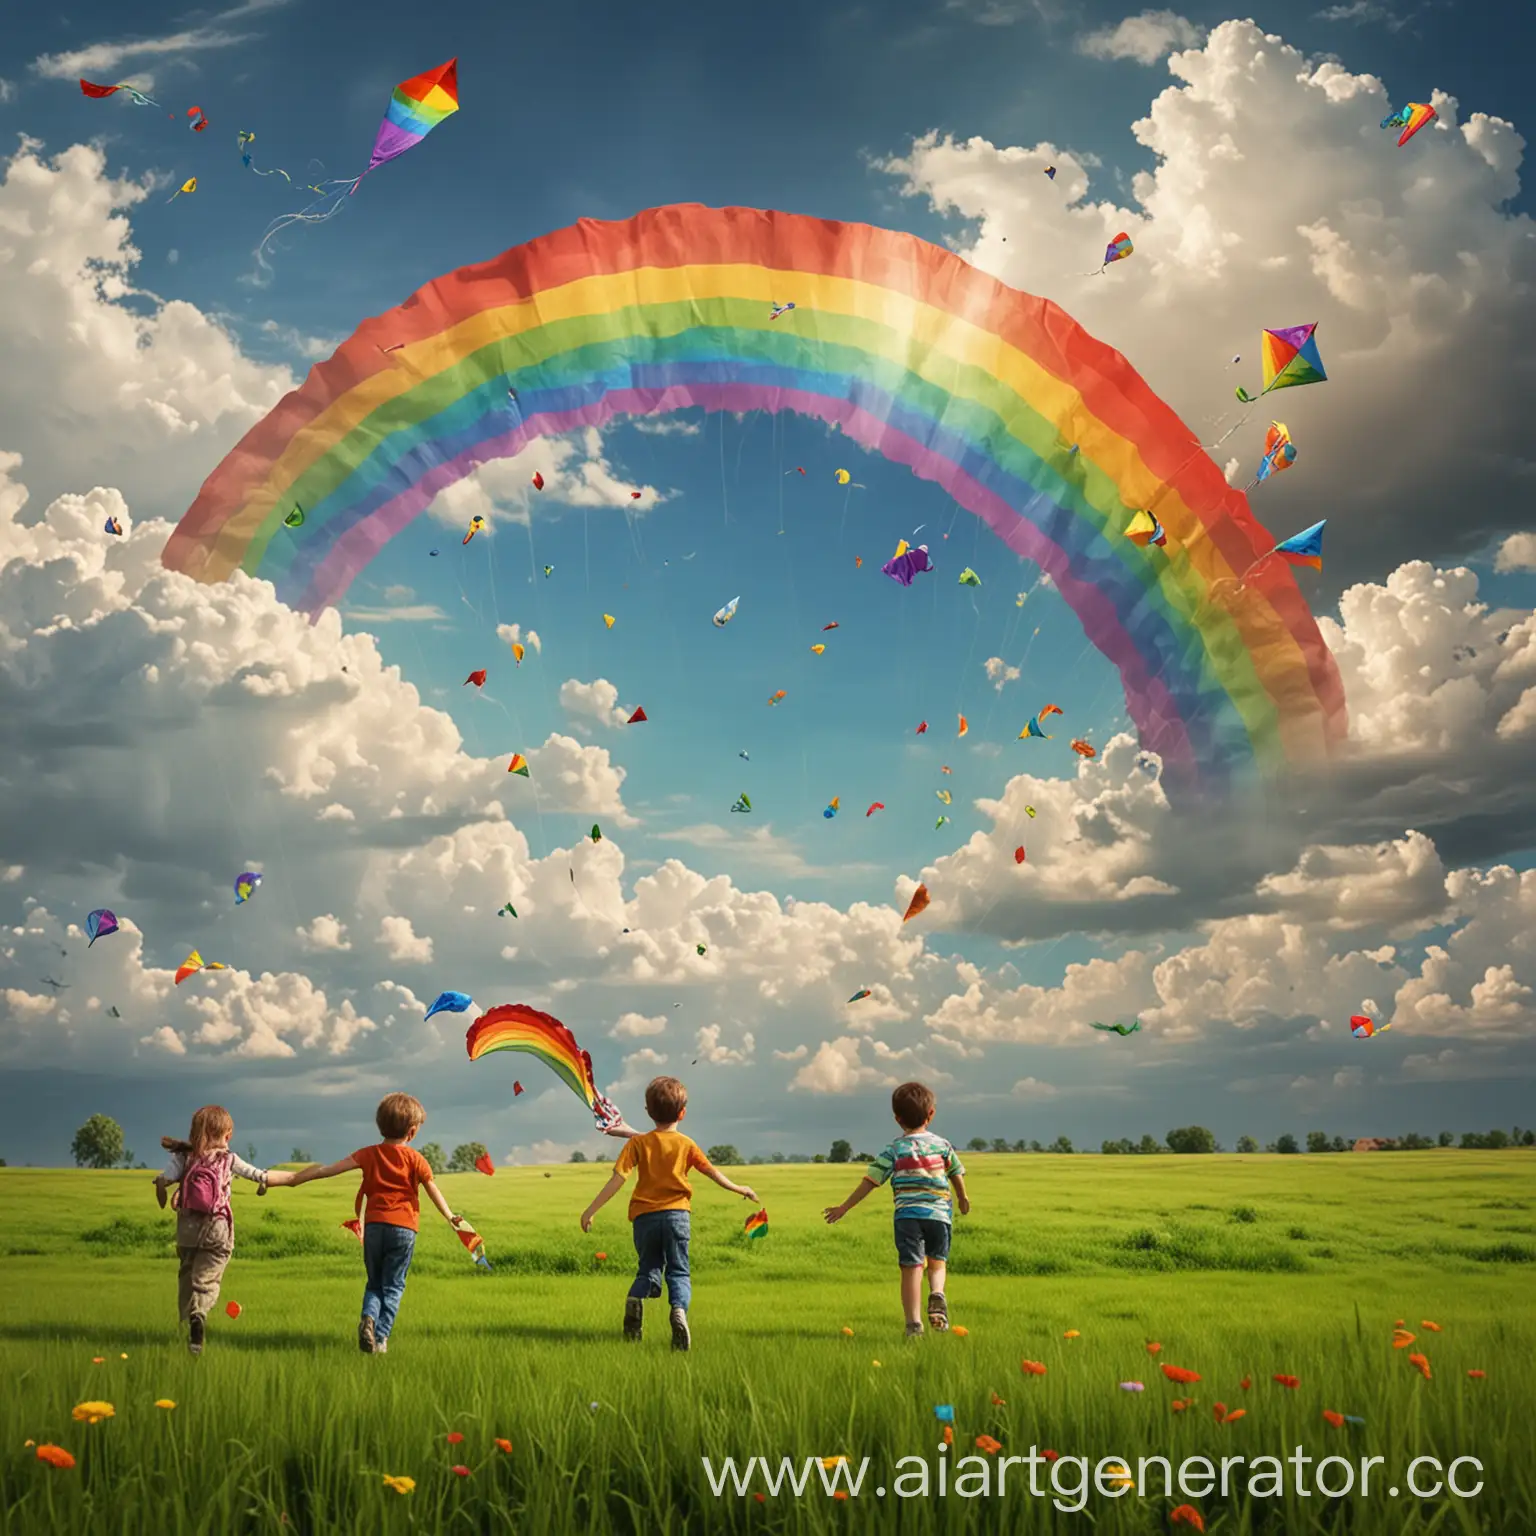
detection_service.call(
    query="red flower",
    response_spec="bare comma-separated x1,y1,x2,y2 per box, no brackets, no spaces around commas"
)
831,1490,848,1501
225,1302,242,1320
1161,1365,1201,1384
446,1432,465,1445
452,1465,471,1479
595,1252,608,1262
1219,1408,1246,1424
1467,1370,1486,1379
942,1426,953,1446
1042,1450,1059,1463
1322,1410,1345,1428
990,1393,1007,1406
35,1444,76,1469
1420,1320,1442,1332
495,1438,512,1453
754,1493,766,1504
1272,1374,1300,1389
975,1434,1001,1455
1239,1376,1251,1391
1212,1402,1227,1423
1146,1341,1162,1355
1408,1353,1432,1380
1170,1506,1206,1533
1020,1360,1047,1376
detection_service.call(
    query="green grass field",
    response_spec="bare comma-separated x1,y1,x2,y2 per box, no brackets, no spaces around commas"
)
2,1153,1533,1534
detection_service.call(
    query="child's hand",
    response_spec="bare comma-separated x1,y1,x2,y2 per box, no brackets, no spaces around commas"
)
823,1204,846,1225
580,1210,594,1233
738,1185,758,1203
153,1179,167,1210
957,1195,971,1216
448,1213,463,1227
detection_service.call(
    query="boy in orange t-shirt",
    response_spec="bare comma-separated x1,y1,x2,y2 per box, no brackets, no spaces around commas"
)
295,1092,461,1354
581,1075,756,1351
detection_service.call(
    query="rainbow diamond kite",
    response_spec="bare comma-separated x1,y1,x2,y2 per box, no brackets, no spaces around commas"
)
369,59,460,173
1236,324,1327,403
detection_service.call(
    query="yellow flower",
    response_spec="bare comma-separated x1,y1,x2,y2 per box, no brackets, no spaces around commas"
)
821,1456,847,1470
119,1353,129,1360
871,1360,882,1368
1063,1329,1081,1339
1102,1462,1133,1491
951,1326,970,1337
840,1326,854,1337
382,1475,416,1495
154,1400,176,1411
71,1402,115,1424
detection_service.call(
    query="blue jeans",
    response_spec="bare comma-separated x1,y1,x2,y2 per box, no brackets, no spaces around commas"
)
362,1222,417,1340
628,1210,691,1312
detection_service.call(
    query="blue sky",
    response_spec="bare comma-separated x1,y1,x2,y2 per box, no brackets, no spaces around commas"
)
1,0,1533,1163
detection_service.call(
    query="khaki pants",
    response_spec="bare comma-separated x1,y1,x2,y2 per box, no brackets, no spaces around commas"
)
176,1212,233,1323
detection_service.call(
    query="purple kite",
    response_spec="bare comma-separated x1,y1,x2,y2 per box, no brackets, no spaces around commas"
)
882,543,933,587
85,909,119,946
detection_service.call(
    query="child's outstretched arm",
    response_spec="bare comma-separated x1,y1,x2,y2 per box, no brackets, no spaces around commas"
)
602,1119,642,1140
703,1165,757,1202
262,1167,303,1187
823,1177,877,1224
949,1170,970,1216
422,1177,459,1228
290,1155,358,1187
152,1173,170,1209
581,1171,626,1232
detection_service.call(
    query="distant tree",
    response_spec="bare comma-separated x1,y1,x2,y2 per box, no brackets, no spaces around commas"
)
244,1143,259,1165
1236,1135,1259,1153
708,1145,742,1166
418,1141,445,1175
1029,1140,1044,1153
1524,1131,1536,1147
1166,1126,1216,1155
1306,1131,1331,1154
0,1157,7,1167
749,1155,767,1165
990,1137,1010,1154
1460,1132,1486,1149
1274,1133,1300,1155
812,1153,826,1163
1330,1135,1349,1153
1138,1134,1163,1156
1101,1139,1126,1155
967,1137,989,1152
1399,1133,1434,1150
1486,1129,1511,1149
71,1114,125,1169
771,1152,787,1164
593,1151,608,1162
854,1153,874,1163
1048,1135,1074,1155
290,1147,314,1163
1012,1139,1029,1153
828,1139,853,1164
569,1150,588,1163
1438,1131,1454,1147
449,1142,489,1172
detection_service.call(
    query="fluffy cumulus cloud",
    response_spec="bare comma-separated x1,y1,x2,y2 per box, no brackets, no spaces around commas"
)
882,20,1536,581
1077,10,1204,64
0,143,292,514
559,677,632,730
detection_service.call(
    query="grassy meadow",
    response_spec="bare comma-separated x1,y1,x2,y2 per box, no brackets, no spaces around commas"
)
1,1152,1533,1534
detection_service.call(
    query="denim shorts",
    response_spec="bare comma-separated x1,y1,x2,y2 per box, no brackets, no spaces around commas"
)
894,1217,952,1267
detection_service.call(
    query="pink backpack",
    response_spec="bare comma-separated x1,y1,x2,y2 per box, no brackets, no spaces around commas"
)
178,1151,233,1221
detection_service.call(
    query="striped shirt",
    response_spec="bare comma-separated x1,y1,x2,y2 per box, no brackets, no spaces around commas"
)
867,1132,965,1222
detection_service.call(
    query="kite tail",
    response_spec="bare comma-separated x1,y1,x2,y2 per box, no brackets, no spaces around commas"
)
255,173,367,257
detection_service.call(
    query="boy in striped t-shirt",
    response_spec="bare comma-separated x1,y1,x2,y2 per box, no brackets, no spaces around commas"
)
823,1081,969,1336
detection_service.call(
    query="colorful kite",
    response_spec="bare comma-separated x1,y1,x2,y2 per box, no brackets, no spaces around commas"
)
426,991,474,1021
744,1208,769,1238
463,515,486,544
167,178,197,204
770,302,796,320
1026,805,1036,818
454,1217,492,1270
1382,102,1436,145
713,596,740,627
474,1152,495,1176
498,902,518,917
1091,1020,1142,1037
1350,1014,1391,1039
513,1081,524,1096
1250,421,1297,488
590,824,602,843
234,872,263,904
85,909,119,946
696,944,708,956
511,642,525,665
507,753,530,776
1071,740,1097,759
466,1003,625,1130
958,714,969,738
543,565,554,578
165,205,1347,798
1044,166,1057,180
1236,325,1327,402
935,815,951,829
1014,846,1026,864
79,79,158,107
237,131,300,184
958,567,981,587
602,614,616,629
902,885,930,923
823,797,840,819
1126,510,1167,548
810,643,826,655
186,105,209,133
1271,520,1327,573
739,750,751,760
848,989,872,1003
104,517,123,536
834,468,864,486
464,669,487,687
865,802,884,816
1020,713,1054,740
882,541,933,586
531,471,545,489
822,622,840,631
1091,233,1134,275
257,60,459,257
731,794,752,813
767,690,787,706
174,951,227,986
283,507,305,529
627,706,647,723
936,789,952,805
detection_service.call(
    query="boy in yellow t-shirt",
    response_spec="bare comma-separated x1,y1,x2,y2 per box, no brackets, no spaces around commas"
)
581,1075,756,1351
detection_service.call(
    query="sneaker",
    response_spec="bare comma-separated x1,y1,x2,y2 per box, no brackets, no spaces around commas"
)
188,1315,205,1356
926,1292,950,1333
358,1317,377,1354
374,1337,389,1355
670,1306,691,1352
623,1297,644,1342
905,1321,924,1339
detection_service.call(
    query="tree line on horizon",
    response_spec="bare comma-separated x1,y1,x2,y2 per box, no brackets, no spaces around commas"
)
12,1116,1533,1170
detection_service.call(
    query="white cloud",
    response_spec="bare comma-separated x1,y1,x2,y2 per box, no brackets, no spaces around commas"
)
1011,1076,1059,1099
559,677,631,729
377,915,433,965
611,1011,667,1039
141,1024,187,1055
344,604,447,624
296,915,351,952
694,1023,755,1065
29,0,294,79
257,318,336,362
632,418,701,437
984,656,1021,691
0,80,16,105
1495,533,1536,573
791,1037,900,1094
881,21,1536,579
496,622,542,654
1077,10,1204,64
